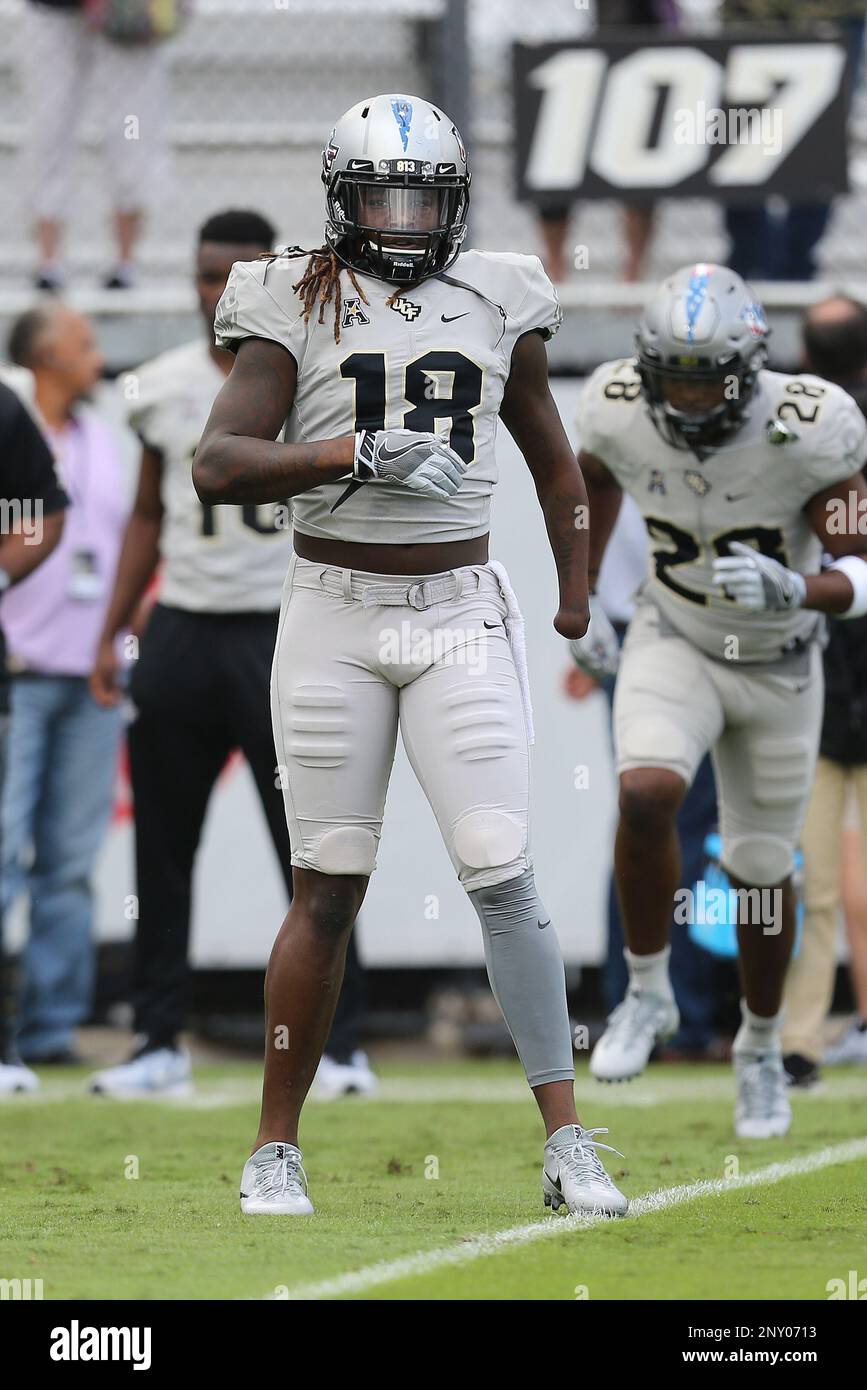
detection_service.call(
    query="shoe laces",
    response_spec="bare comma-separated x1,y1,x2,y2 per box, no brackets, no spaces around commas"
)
253,1149,308,1201
555,1127,623,1189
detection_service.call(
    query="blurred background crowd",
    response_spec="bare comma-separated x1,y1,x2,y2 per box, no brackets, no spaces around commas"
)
1,0,867,1098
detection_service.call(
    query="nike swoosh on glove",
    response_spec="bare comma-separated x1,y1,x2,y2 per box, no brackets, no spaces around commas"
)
353,428,467,501
712,540,807,612
568,598,620,680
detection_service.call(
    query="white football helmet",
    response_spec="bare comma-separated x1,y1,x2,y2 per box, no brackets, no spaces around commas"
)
321,93,470,284
636,262,770,451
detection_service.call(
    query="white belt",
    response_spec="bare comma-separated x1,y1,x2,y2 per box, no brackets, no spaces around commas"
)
317,566,483,610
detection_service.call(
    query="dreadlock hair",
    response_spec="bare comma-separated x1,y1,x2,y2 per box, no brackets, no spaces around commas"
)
258,245,415,344
257,244,363,344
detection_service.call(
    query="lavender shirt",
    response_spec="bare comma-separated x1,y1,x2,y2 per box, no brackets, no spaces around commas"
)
1,408,130,677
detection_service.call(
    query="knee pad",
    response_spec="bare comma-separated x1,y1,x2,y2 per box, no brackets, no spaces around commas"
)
453,809,525,871
723,834,793,887
314,826,377,876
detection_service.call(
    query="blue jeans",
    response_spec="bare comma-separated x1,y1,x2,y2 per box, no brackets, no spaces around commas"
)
1,676,123,1059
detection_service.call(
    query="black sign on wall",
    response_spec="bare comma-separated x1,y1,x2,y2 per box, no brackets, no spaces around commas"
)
513,30,853,206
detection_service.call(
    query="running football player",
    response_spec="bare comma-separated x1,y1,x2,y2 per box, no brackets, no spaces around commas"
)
194,93,627,1217
570,263,867,1138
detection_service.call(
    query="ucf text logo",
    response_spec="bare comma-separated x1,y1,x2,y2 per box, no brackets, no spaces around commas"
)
390,297,422,321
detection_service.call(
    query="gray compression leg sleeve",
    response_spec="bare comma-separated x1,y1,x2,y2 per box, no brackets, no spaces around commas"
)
468,869,574,1087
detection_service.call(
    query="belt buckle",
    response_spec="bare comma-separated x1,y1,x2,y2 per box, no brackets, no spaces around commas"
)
407,582,430,610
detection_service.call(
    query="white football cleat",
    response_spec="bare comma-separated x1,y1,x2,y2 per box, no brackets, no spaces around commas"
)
88,1046,192,1098
590,989,679,1082
0,1061,40,1095
734,1048,791,1139
823,1019,867,1067
543,1123,628,1217
313,1049,379,1099
240,1141,314,1216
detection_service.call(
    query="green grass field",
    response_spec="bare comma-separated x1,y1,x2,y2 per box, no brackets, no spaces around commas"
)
1,1059,865,1301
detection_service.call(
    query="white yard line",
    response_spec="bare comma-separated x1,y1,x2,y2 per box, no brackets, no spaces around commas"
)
274,1138,867,1301
18,1073,867,1107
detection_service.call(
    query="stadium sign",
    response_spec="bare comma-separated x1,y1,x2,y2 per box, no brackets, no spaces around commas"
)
513,30,852,204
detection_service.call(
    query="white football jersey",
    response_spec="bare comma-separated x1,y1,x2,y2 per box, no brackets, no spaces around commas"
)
578,359,867,663
213,248,561,544
127,339,291,612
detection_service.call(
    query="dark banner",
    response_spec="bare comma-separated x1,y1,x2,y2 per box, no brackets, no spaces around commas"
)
513,29,854,205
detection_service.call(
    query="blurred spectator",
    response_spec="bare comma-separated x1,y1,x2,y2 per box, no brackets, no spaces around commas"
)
86,211,375,1099
24,0,179,289
0,378,68,1094
564,485,724,1057
1,305,128,1071
472,0,678,283
722,2,865,281
782,295,867,1086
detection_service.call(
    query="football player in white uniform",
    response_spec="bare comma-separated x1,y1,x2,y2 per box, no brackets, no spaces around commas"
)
88,211,373,1101
570,263,867,1138
195,93,628,1218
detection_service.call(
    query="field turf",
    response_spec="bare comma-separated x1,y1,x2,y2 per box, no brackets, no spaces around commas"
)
1,1059,865,1301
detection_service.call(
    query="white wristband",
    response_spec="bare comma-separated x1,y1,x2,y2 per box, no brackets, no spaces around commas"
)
828,554,867,618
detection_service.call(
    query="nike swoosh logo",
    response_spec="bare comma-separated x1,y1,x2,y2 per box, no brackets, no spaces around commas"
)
441,312,469,323
538,919,551,929
377,441,422,464
483,620,501,629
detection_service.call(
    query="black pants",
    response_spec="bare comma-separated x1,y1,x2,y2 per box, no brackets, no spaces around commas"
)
127,604,364,1057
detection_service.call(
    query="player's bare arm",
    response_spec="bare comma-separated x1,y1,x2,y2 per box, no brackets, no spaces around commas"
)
0,508,63,582
801,470,867,613
500,330,590,640
577,448,623,593
91,445,165,706
193,337,354,503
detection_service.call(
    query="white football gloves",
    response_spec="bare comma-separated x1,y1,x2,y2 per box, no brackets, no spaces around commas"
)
712,540,806,613
353,428,467,501
567,597,620,680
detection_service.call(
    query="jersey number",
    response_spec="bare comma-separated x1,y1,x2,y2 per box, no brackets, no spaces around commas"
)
340,350,483,463
646,517,787,605
199,503,283,537
777,379,826,425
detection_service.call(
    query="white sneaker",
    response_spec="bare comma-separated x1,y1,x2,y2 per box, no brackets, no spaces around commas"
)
0,1061,40,1095
240,1141,314,1215
313,1050,379,1099
88,1046,192,1098
823,1019,867,1067
542,1123,628,1217
590,989,679,1082
734,1048,791,1138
